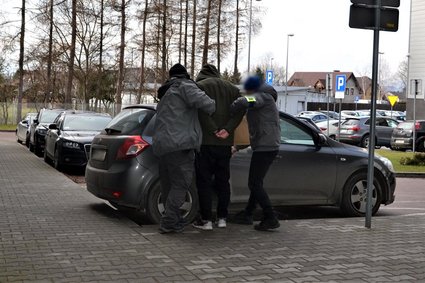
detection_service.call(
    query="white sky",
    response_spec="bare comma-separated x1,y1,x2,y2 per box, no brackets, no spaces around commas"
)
1,0,410,78
245,0,410,77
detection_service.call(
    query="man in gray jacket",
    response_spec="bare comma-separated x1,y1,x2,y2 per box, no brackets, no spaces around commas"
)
153,63,215,234
231,76,281,231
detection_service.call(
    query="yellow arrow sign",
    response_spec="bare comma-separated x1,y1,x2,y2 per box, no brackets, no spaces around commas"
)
387,95,399,107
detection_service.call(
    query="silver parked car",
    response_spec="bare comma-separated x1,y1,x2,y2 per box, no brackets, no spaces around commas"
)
86,105,396,223
16,112,37,147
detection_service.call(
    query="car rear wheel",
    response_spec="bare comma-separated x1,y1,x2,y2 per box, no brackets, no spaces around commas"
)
43,148,51,164
34,141,43,157
417,140,425,152
146,182,199,224
53,147,62,171
360,134,370,148
341,172,382,217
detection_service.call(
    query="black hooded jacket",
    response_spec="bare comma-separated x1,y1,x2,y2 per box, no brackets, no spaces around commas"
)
196,64,244,146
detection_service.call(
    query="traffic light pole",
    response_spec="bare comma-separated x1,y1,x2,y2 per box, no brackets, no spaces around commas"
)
365,0,381,229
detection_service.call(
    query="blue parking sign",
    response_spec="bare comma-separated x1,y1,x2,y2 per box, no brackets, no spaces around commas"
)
266,70,274,85
335,74,346,99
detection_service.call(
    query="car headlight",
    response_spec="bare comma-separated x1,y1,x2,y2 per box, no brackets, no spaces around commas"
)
63,141,81,149
37,128,47,135
376,155,395,173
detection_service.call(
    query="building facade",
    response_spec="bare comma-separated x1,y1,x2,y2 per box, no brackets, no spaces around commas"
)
407,0,425,119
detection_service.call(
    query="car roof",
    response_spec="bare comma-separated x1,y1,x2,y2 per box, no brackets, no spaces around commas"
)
122,104,157,111
60,111,111,117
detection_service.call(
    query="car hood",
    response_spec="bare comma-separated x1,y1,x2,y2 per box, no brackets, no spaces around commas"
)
62,131,101,143
36,123,51,130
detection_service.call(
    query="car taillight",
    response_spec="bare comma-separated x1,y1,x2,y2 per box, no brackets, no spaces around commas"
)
350,126,360,132
320,127,327,132
116,136,150,160
415,122,420,130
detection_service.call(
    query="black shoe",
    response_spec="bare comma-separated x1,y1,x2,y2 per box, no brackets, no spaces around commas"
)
231,210,253,225
158,226,184,234
254,218,280,231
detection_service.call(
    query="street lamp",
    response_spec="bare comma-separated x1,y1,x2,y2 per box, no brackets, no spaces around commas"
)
284,33,294,113
247,0,262,74
378,51,384,100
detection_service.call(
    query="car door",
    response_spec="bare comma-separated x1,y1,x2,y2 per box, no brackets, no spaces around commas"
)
375,117,396,145
46,116,61,157
230,115,337,205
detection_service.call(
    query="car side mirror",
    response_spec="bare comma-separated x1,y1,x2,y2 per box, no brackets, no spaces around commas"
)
49,124,58,130
33,119,39,124
22,120,28,125
315,133,327,147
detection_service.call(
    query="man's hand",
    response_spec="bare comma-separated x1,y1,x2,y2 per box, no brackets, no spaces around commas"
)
215,129,230,140
231,146,238,156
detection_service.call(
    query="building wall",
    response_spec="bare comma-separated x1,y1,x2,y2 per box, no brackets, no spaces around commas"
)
338,77,361,103
407,0,425,120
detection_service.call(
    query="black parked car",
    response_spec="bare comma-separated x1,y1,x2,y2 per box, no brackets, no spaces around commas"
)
391,120,425,152
44,111,112,170
86,105,396,224
29,108,64,156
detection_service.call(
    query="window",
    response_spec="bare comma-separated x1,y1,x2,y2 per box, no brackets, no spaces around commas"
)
280,117,314,146
376,118,388,127
105,109,154,135
386,119,398,128
350,88,354,96
345,89,349,96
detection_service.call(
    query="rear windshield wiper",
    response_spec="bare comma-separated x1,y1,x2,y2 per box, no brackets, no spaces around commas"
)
105,128,121,134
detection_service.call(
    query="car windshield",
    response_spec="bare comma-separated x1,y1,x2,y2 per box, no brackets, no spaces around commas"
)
104,108,153,135
397,122,413,130
40,111,62,123
63,115,112,131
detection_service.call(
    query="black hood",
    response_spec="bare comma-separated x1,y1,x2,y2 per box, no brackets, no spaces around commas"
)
157,75,187,100
259,83,278,102
196,64,220,82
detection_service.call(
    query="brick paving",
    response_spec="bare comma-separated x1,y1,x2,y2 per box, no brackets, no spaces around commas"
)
1,135,425,282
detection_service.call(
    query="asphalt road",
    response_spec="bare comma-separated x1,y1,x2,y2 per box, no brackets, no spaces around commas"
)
1,131,424,223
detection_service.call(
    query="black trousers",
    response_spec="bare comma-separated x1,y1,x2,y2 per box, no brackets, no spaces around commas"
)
196,145,232,221
245,151,278,219
159,149,195,230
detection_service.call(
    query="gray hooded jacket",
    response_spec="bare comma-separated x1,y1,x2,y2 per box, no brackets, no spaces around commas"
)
231,84,280,152
153,77,216,157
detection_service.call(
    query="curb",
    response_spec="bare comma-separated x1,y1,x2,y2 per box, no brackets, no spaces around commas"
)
396,172,425,178
0,130,16,133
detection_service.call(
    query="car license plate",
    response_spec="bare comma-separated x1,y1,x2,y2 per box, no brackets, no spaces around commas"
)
92,149,106,161
395,140,404,144
340,129,350,134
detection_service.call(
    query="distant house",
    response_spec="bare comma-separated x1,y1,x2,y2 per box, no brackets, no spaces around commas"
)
356,76,372,99
288,71,363,103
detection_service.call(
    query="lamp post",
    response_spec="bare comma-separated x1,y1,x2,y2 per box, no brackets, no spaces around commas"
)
284,33,294,113
378,51,384,100
247,0,262,74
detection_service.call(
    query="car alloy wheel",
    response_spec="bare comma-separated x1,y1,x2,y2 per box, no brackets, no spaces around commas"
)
54,148,62,171
350,180,377,214
156,191,193,219
361,135,370,148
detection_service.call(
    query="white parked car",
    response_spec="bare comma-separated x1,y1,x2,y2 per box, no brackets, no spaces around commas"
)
316,119,340,140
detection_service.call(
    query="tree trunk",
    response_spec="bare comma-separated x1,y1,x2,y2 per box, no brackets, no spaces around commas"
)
97,0,104,109
115,0,126,114
46,0,53,106
161,0,167,82
201,0,212,66
184,0,189,66
233,0,240,78
190,0,197,78
178,0,183,63
137,0,149,104
65,0,77,109
217,0,222,73
17,0,25,123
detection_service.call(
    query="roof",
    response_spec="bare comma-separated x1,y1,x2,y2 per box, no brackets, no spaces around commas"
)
288,72,358,89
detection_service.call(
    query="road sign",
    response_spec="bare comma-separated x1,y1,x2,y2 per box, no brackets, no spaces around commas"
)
387,95,398,107
335,75,346,99
266,70,274,85
355,96,360,102
349,5,399,32
350,0,400,7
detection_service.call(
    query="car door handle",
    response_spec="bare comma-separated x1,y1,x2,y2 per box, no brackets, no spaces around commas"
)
276,155,283,159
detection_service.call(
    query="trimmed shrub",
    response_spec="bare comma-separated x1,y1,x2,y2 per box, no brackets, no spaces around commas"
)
400,153,425,166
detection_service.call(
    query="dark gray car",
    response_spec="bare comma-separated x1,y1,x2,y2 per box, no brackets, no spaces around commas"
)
86,105,396,223
337,117,399,148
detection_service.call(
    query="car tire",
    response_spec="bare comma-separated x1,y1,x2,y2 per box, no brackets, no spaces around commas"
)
340,172,382,217
53,147,62,171
360,134,370,148
29,142,34,152
417,140,425,152
145,181,199,224
34,140,43,157
25,134,30,148
43,148,50,164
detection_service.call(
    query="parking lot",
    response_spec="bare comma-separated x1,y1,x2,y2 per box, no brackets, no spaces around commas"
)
2,131,425,282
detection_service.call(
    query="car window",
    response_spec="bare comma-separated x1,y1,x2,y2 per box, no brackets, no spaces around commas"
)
280,117,314,146
105,108,154,135
376,118,388,127
386,119,398,128
343,119,359,126
40,110,62,123
63,115,112,131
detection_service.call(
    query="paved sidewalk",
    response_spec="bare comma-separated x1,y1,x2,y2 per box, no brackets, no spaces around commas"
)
1,138,425,282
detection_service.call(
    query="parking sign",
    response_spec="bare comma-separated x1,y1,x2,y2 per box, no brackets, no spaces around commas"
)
335,75,346,99
266,70,274,85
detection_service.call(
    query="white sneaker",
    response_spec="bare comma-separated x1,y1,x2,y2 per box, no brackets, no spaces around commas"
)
217,218,227,228
192,220,213,231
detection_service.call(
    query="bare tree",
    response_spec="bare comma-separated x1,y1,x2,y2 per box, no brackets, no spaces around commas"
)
137,0,149,104
190,0,197,77
184,0,189,66
216,0,222,72
65,0,77,108
201,0,212,66
115,0,129,114
161,0,167,82
17,0,26,123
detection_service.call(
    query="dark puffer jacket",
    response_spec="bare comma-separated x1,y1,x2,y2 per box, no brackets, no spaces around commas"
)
196,64,244,146
153,76,215,157
231,84,280,152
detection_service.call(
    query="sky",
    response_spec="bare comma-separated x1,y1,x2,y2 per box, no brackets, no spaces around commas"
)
1,0,410,79
245,0,410,78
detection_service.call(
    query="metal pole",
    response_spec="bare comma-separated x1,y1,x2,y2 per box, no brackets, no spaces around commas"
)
413,79,418,153
365,0,381,229
284,34,293,113
326,74,330,136
337,99,342,142
247,0,253,74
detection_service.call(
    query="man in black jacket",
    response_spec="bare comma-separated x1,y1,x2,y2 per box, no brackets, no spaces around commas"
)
231,76,281,231
153,63,215,234
192,64,244,230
